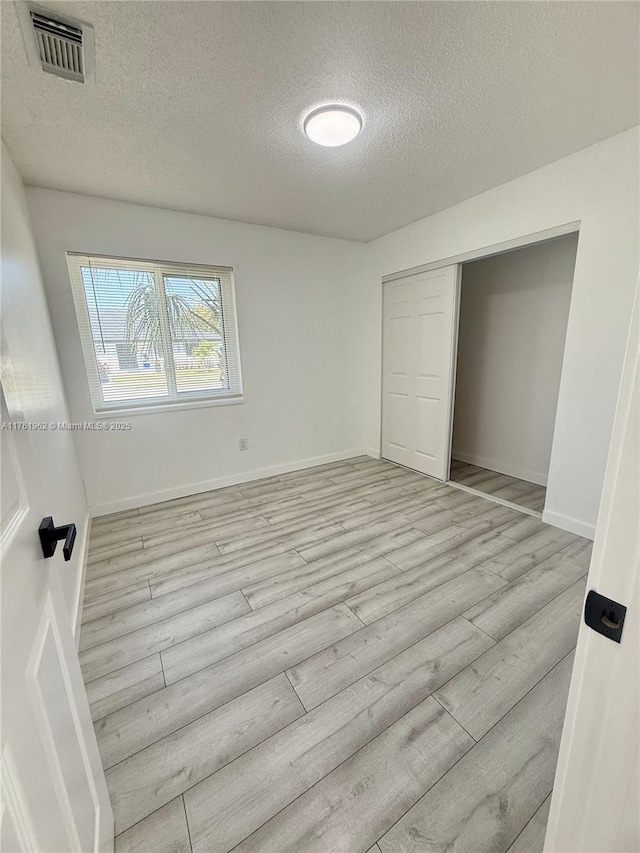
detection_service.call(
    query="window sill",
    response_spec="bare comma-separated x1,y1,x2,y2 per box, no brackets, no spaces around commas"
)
93,395,244,418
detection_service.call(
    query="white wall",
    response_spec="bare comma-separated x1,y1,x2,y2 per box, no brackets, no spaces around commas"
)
365,127,640,538
452,235,578,486
26,189,368,513
1,143,88,624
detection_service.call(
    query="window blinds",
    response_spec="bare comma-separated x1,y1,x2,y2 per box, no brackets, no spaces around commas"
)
66,253,243,412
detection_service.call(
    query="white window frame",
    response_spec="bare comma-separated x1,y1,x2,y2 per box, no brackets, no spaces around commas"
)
66,253,243,415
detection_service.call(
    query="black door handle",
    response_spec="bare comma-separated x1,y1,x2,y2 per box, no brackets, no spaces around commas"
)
584,590,627,643
38,517,77,562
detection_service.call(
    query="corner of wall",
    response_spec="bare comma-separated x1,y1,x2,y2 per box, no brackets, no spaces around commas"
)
541,508,595,541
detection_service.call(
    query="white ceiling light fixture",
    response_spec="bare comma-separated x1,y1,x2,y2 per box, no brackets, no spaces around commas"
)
303,105,363,147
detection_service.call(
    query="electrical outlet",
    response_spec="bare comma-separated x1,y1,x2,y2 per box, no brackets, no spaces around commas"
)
239,437,248,452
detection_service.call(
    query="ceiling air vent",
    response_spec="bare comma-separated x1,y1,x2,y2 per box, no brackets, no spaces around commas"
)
16,3,94,85
31,12,84,82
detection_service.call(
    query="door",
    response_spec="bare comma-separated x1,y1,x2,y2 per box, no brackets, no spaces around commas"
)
381,265,461,479
1,146,113,852
544,280,639,852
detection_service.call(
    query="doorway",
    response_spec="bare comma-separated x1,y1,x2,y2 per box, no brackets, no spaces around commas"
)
449,234,578,514
381,227,579,519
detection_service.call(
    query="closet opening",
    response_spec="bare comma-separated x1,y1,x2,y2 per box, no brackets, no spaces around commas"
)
448,233,579,515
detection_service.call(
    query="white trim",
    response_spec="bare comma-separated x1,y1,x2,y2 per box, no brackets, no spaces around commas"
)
381,220,581,283
445,266,462,479
26,593,106,852
153,266,178,397
0,385,30,556
45,594,103,853
72,507,91,645
541,508,595,540
0,503,30,559
446,479,542,519
1,744,37,852
26,601,83,851
365,448,381,459
90,449,368,516
545,276,640,851
451,450,548,487
93,393,243,418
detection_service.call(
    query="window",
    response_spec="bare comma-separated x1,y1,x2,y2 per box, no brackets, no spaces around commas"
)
66,253,242,413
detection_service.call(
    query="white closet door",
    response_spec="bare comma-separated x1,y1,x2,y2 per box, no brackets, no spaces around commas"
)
381,265,460,480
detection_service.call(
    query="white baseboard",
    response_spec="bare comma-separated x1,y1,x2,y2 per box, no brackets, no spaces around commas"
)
72,507,91,644
90,448,369,517
542,508,595,540
365,448,381,459
452,450,548,487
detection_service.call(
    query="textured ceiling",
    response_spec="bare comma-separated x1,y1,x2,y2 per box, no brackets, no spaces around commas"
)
2,1,639,242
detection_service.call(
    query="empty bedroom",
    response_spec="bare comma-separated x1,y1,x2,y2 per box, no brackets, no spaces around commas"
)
1,2,639,853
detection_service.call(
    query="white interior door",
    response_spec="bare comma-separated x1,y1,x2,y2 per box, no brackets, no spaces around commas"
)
544,280,639,852
381,265,461,479
1,146,113,852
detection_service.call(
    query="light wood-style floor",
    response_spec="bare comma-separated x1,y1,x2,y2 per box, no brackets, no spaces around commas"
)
80,456,591,853
449,459,547,512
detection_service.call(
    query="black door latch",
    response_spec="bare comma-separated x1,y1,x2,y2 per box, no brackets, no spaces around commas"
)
38,517,77,562
584,590,627,643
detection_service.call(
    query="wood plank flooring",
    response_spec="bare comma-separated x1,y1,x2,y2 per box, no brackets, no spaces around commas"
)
80,456,592,853
449,459,547,512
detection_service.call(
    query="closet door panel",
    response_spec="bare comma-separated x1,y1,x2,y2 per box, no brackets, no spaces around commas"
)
382,265,460,479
